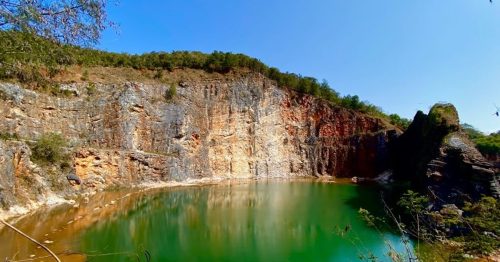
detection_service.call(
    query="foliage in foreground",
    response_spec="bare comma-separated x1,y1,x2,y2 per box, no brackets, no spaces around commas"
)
0,0,111,46
397,190,499,258
355,190,499,261
355,207,415,262
461,196,500,255
0,30,410,124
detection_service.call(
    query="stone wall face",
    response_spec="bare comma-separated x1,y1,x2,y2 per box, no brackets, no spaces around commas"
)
392,104,499,202
0,72,394,210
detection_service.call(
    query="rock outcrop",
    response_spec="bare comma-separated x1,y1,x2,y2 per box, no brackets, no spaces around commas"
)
0,140,69,213
0,71,396,213
392,103,499,202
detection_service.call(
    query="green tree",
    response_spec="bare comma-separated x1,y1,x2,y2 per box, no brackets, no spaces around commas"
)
318,79,340,103
341,95,362,110
397,190,429,214
0,0,112,46
389,114,411,130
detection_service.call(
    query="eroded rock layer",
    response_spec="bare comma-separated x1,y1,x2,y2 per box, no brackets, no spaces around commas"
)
392,104,499,201
0,72,395,211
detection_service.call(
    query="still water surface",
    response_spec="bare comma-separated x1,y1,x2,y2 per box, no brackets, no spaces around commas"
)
0,181,411,261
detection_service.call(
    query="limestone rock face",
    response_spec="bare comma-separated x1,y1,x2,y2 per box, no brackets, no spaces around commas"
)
0,140,37,209
392,103,499,201
0,72,395,210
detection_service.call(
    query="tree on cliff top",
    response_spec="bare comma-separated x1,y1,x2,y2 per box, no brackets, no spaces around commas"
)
0,0,112,46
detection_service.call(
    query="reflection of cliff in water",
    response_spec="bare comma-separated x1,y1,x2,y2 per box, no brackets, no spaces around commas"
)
0,188,161,261
0,181,410,262
78,181,409,262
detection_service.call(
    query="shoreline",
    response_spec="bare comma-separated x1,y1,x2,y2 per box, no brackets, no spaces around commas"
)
0,175,351,223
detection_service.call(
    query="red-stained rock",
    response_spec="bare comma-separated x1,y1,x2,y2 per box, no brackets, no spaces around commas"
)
0,72,398,212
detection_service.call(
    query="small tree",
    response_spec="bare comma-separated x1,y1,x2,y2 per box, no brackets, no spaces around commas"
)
341,95,362,110
397,190,429,217
389,114,411,130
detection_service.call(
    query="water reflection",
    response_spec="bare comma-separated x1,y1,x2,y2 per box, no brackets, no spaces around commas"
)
0,181,411,261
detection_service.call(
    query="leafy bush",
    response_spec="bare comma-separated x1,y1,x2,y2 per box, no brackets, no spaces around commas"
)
394,190,499,257
86,82,97,95
474,133,500,156
31,133,67,164
462,197,499,235
81,69,89,81
460,197,500,255
389,114,411,130
462,124,500,156
165,84,176,102
397,190,429,214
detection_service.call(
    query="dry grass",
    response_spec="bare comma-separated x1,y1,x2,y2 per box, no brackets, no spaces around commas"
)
48,66,253,86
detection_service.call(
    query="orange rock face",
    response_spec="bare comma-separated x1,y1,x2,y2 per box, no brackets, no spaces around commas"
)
279,92,394,178
0,72,396,211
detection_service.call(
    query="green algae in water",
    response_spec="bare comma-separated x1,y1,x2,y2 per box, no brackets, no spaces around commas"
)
77,182,412,261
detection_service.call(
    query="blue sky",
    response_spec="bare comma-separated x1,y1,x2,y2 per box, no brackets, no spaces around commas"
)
98,0,500,133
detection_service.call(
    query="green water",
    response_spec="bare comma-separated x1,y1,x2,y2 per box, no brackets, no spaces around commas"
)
77,181,412,261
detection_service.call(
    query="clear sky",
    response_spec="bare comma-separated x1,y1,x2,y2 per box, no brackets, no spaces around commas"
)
97,0,500,133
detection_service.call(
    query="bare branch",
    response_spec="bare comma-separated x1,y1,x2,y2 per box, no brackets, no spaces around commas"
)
0,219,61,262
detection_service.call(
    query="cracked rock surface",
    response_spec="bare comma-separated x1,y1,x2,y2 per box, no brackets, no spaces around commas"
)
0,72,395,212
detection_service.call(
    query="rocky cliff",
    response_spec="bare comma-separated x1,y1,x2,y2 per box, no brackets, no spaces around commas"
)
0,70,395,215
392,103,499,202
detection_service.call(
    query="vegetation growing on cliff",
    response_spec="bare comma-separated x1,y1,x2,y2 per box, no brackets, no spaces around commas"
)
474,133,500,156
389,114,411,130
0,30,409,124
428,103,460,131
164,84,176,102
462,124,500,156
0,132,19,141
30,132,68,165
